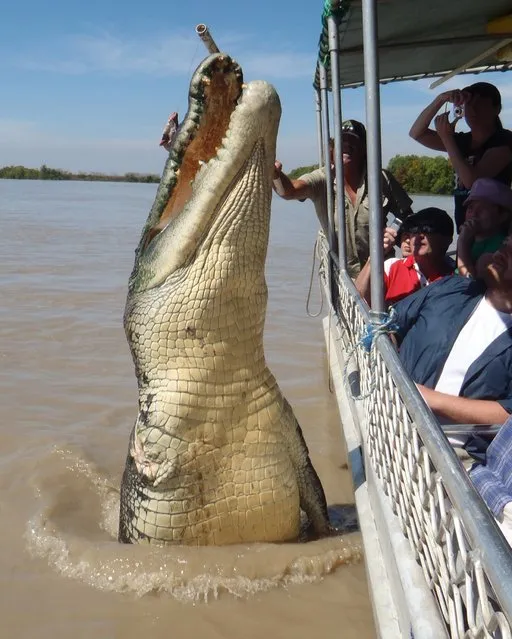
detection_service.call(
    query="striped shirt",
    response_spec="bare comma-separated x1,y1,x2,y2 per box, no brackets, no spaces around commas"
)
470,417,512,516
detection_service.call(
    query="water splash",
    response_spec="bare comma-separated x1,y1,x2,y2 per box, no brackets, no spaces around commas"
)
26,448,363,602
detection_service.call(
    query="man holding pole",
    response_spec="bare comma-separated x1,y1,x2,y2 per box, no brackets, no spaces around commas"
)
272,119,413,278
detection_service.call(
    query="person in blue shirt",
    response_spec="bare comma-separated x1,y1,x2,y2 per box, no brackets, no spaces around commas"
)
393,235,512,425
470,415,512,546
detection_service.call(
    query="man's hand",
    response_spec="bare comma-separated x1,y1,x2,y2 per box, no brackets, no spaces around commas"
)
458,218,479,245
274,161,283,180
457,218,479,278
434,112,460,142
457,220,480,247
383,227,397,256
437,89,465,106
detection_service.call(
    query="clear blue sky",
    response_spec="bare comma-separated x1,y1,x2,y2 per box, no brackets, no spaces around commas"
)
1,0,511,174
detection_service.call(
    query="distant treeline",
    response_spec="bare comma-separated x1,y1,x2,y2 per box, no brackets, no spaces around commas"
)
289,154,454,195
0,164,160,183
1,154,454,194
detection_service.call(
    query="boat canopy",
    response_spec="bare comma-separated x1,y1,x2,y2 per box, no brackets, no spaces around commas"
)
314,0,512,90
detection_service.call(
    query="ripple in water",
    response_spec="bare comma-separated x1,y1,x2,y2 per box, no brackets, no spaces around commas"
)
25,448,363,602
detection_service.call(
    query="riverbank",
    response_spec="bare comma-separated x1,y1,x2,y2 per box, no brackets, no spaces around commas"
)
0,152,453,194
0,164,159,183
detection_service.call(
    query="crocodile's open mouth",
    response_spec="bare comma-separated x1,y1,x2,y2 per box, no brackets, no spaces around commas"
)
142,54,243,249
128,53,280,295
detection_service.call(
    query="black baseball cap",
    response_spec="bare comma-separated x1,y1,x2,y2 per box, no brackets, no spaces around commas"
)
341,120,366,148
399,207,454,239
463,82,502,110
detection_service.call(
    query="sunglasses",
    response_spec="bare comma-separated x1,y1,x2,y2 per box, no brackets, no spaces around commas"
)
407,224,444,235
342,122,363,138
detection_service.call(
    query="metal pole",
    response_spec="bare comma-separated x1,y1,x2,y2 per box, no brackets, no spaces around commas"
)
319,64,338,305
195,24,220,54
430,38,512,89
362,0,385,314
314,89,324,167
327,15,346,272
318,64,336,258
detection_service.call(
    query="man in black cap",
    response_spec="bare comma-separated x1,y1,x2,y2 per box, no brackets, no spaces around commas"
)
273,119,413,278
410,82,512,230
355,207,455,306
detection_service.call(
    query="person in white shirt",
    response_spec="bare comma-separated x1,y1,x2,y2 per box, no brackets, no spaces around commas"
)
393,235,512,425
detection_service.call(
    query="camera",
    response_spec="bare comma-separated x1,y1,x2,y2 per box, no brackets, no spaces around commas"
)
453,105,464,118
388,216,402,232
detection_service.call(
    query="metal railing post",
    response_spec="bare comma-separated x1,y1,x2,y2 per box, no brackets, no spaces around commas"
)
314,89,324,167
318,64,338,302
318,65,337,256
327,14,347,272
362,0,385,315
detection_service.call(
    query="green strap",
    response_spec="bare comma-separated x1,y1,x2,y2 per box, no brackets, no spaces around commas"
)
319,0,350,68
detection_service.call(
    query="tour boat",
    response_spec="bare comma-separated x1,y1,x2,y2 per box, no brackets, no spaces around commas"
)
314,1,512,637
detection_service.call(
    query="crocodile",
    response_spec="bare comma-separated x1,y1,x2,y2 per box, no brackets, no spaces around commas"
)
119,52,330,545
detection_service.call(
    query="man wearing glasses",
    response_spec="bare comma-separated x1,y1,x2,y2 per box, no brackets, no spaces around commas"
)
355,207,455,306
273,119,413,278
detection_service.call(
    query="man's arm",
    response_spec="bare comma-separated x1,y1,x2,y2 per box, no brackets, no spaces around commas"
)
435,115,512,189
409,91,459,151
355,259,372,306
355,228,398,306
456,219,478,278
417,384,509,424
273,161,313,201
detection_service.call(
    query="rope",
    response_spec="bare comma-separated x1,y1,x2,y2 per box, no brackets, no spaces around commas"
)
342,308,400,400
305,237,325,318
319,0,349,67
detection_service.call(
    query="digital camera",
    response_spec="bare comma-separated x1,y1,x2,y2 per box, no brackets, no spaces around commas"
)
388,216,402,232
452,105,464,118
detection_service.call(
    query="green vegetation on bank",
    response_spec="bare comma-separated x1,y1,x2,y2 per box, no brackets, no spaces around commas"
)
387,155,453,195
289,154,454,195
0,154,454,194
0,164,160,183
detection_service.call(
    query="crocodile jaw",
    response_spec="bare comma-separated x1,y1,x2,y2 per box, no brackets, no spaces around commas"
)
128,53,281,295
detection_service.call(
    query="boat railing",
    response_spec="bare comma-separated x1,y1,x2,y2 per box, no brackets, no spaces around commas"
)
318,235,512,638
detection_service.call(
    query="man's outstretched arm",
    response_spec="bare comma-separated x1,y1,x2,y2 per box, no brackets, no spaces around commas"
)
273,161,313,201
417,384,509,425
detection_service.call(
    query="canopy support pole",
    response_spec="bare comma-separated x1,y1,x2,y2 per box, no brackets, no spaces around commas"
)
314,90,324,167
328,14,347,272
362,0,385,315
319,64,338,303
430,38,512,89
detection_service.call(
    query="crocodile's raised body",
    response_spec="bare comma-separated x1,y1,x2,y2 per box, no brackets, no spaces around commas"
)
119,53,330,545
